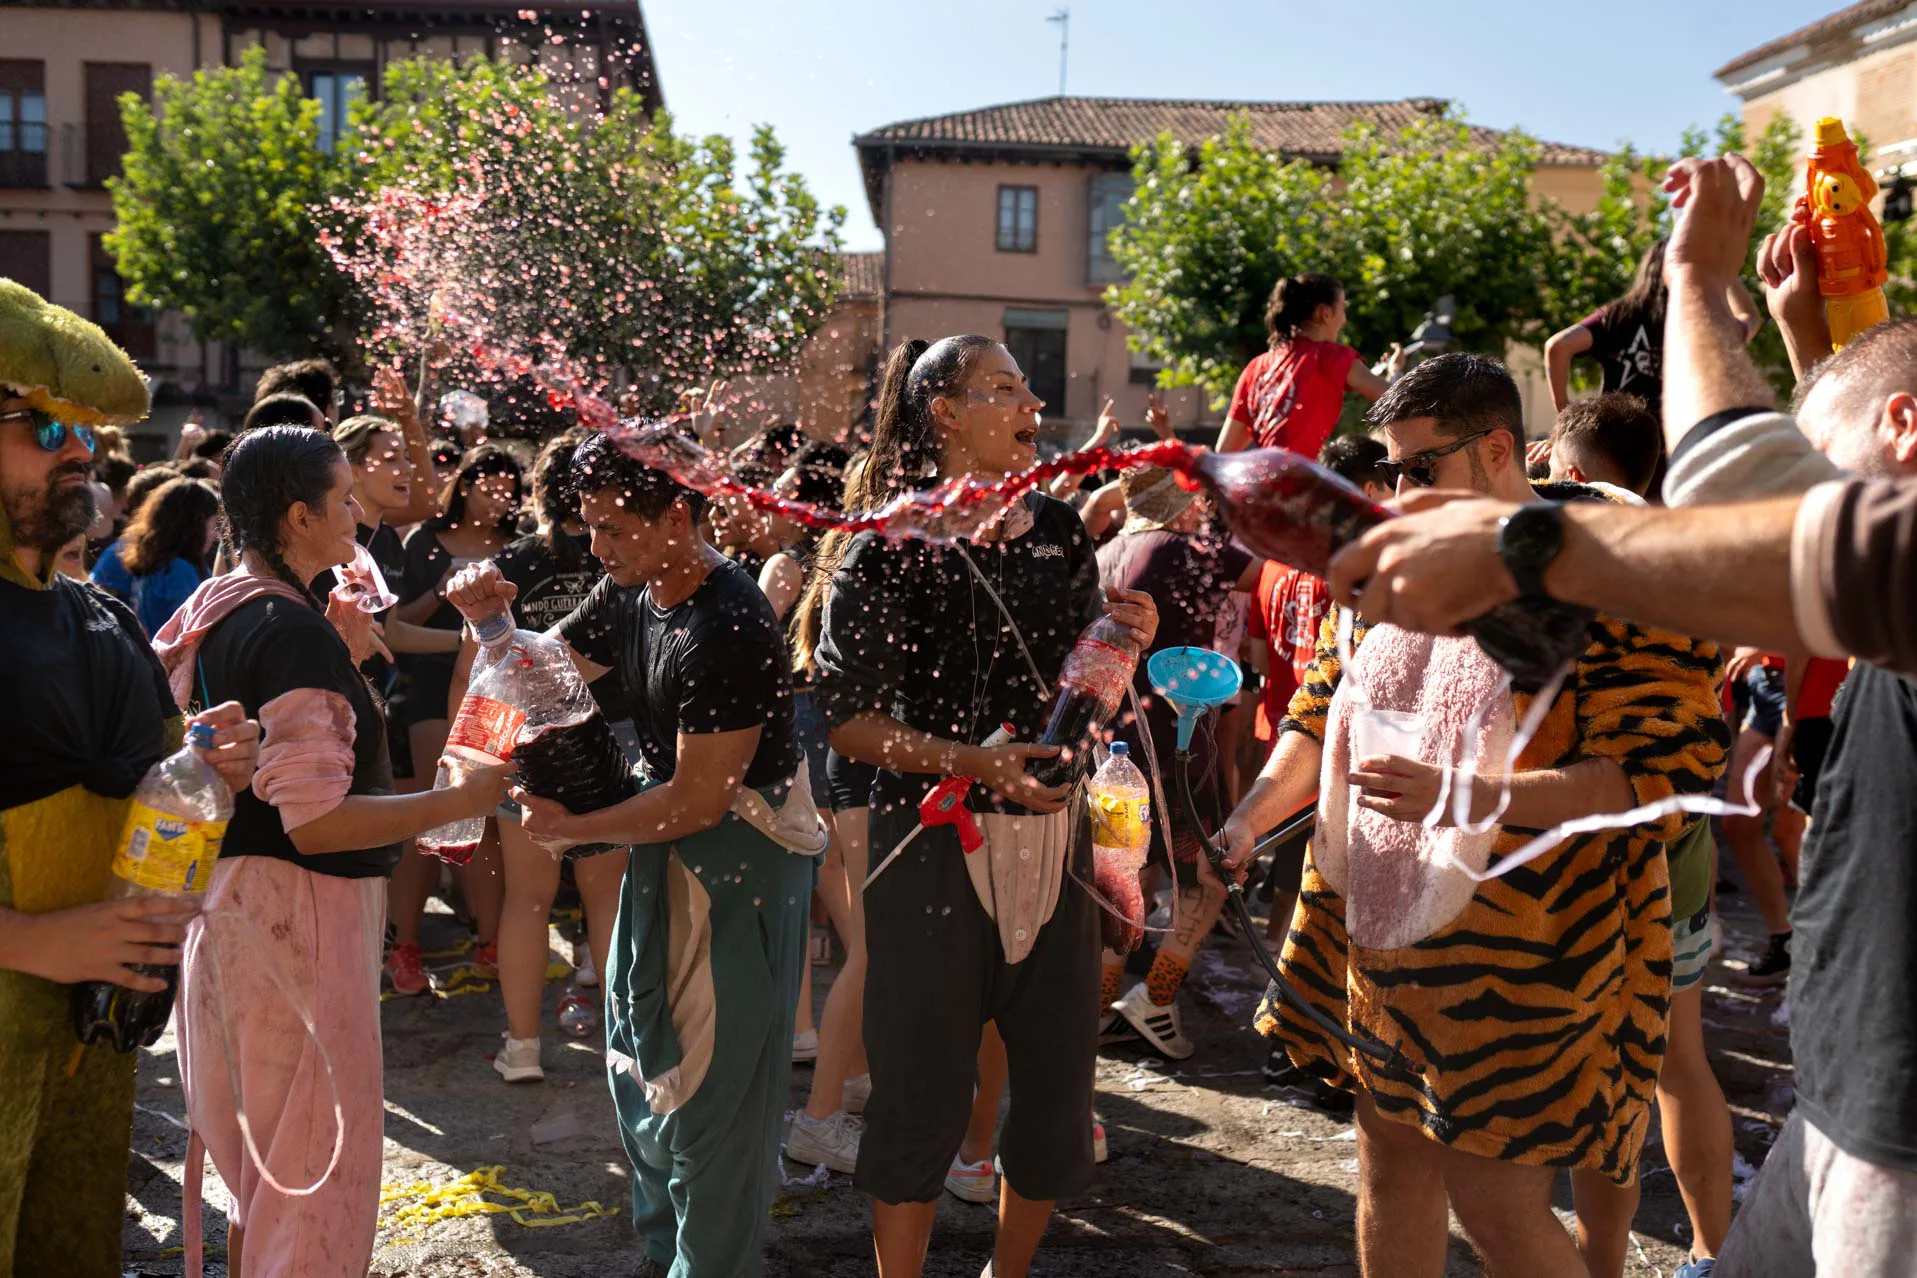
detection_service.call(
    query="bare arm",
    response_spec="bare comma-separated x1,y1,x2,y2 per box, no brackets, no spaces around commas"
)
1661,155,1776,455
385,615,463,655
1077,480,1126,540
374,370,440,527
287,770,508,856
829,711,1070,813
1215,415,1252,455
1544,324,1592,413
1220,728,1322,869
759,552,803,622
1726,279,1764,343
520,726,762,849
1349,754,1634,829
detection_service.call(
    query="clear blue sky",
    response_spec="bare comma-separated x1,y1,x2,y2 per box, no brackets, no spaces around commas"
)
641,0,1831,250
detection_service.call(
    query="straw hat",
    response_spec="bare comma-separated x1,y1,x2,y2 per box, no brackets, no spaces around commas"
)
1119,465,1198,533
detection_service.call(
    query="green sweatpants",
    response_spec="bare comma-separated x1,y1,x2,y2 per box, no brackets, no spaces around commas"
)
606,814,814,1278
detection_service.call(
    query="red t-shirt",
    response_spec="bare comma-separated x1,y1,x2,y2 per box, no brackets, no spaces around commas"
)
1226,338,1360,458
1794,657,1850,720
1247,560,1329,741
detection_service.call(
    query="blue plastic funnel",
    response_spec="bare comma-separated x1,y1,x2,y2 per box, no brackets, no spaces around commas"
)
1147,646,1244,752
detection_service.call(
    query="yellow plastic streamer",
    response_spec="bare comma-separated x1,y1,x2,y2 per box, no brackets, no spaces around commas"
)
380,1165,619,1236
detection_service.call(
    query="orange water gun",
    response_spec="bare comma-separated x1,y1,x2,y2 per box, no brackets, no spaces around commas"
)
1792,116,1890,350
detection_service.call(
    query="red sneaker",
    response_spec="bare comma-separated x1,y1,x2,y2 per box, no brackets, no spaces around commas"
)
471,941,499,980
386,942,430,996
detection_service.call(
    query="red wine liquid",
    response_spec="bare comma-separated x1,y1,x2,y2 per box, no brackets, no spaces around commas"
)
418,837,479,865
511,711,635,858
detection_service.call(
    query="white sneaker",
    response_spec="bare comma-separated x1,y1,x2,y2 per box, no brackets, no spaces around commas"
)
1092,1114,1109,1164
1113,983,1195,1060
945,1153,997,1204
494,1034,544,1083
783,1110,860,1174
792,1028,819,1063
573,948,598,988
1098,1009,1141,1047
842,1072,872,1115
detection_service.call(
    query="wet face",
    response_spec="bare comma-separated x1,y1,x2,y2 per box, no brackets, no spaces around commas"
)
462,469,519,531
355,430,412,515
0,397,98,553
284,459,363,571
581,487,687,588
931,344,1044,478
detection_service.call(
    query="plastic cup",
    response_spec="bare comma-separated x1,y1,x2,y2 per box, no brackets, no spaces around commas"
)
1350,707,1422,764
333,541,398,613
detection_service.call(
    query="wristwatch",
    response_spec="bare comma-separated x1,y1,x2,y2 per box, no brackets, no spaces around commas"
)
1496,501,1566,600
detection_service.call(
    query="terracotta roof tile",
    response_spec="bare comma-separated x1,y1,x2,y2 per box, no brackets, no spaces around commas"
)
1715,1,1910,80
854,95,1608,167
837,251,884,299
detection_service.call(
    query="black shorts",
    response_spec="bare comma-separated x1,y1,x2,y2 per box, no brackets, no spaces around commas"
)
792,691,832,809
855,800,1099,1204
1790,715,1834,813
826,748,876,814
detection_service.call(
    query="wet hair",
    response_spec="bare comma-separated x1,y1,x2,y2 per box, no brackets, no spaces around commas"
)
1318,434,1391,490
1605,239,1668,337
242,393,324,435
434,444,524,538
571,429,707,524
1551,392,1661,496
219,425,347,610
177,458,220,482
529,427,591,571
782,440,851,509
254,358,338,417
94,454,138,494
1365,352,1523,442
332,413,402,468
121,477,221,576
192,429,234,461
1265,273,1344,344
121,464,181,521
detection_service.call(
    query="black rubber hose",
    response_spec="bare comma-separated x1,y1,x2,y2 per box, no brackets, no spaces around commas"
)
1176,750,1399,1066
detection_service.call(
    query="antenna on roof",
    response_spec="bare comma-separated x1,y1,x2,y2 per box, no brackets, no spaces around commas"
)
1047,7,1069,96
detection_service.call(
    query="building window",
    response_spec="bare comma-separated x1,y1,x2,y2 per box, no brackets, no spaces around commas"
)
1003,308,1068,415
91,233,154,358
305,68,370,154
996,185,1038,253
83,63,152,188
0,61,49,188
0,231,52,299
1088,173,1133,285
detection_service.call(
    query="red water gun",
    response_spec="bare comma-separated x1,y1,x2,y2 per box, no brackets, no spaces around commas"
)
863,722,1016,890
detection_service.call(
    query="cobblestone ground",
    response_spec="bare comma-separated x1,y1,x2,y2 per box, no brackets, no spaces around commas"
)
122,885,1791,1277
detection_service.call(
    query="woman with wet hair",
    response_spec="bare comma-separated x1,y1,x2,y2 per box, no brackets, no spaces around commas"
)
812,335,1157,1277
157,425,511,1277
1216,272,1405,457
385,444,524,995
89,475,219,635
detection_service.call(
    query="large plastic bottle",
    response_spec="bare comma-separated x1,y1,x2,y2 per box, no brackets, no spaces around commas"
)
1087,742,1152,953
1168,446,1596,692
71,722,232,1051
417,592,635,862
1031,615,1141,789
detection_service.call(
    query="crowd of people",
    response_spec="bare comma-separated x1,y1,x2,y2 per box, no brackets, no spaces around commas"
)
0,143,1908,1278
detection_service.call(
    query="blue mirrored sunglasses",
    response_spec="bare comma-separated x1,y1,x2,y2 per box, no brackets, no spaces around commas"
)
2,408,95,454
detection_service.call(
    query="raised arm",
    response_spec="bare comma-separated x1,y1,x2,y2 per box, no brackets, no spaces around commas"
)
1545,323,1593,413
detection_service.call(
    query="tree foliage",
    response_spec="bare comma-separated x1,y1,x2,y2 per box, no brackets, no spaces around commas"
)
1108,106,1814,405
107,48,357,362
108,48,843,398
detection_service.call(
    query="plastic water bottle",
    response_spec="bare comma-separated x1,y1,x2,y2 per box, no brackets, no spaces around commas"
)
72,723,232,1051
557,985,600,1038
1032,615,1141,788
417,582,635,863
1088,742,1152,953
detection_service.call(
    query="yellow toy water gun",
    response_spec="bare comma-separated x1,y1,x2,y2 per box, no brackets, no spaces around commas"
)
1792,116,1890,350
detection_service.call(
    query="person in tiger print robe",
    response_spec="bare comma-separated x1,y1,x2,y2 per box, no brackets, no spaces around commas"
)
1221,354,1729,1278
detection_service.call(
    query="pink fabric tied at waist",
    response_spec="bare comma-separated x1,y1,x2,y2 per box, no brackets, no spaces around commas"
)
177,855,386,1278
153,571,307,708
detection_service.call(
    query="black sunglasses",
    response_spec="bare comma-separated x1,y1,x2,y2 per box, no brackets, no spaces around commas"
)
1,408,96,455
1377,429,1495,488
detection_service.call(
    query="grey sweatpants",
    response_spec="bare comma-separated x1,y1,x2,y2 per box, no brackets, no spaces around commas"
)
1717,1110,1917,1277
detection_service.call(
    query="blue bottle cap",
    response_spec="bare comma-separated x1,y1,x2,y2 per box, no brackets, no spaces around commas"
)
1109,742,1128,756
186,722,217,748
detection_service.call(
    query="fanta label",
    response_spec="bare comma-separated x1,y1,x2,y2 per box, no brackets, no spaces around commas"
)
445,696,527,759
1088,789,1150,850
111,801,226,894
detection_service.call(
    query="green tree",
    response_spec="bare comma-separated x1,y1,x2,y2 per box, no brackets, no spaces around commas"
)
342,57,846,412
1108,111,1558,404
107,47,358,362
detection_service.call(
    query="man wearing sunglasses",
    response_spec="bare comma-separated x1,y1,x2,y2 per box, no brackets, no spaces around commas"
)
0,280,261,1277
1223,352,1726,1278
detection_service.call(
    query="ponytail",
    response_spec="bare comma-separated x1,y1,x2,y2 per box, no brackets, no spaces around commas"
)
220,425,346,612
1264,272,1344,345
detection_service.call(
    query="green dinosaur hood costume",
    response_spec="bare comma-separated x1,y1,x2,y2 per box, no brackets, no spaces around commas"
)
0,280,179,1277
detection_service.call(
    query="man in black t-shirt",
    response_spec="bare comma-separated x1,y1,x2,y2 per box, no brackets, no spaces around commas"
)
445,431,816,1278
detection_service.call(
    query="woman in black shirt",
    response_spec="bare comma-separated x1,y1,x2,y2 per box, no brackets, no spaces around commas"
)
166,427,510,1277
813,335,1155,1273
387,444,523,993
